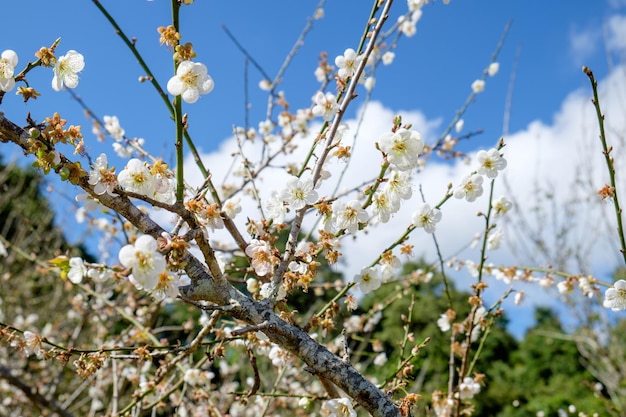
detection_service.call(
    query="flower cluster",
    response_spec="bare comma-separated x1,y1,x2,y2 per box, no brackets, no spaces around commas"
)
117,158,175,204
454,148,507,202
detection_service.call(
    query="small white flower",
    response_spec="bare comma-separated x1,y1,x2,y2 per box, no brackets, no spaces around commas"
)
379,128,424,171
487,228,503,250
184,369,202,386
88,153,118,196
117,158,156,197
167,61,214,103
459,377,481,399
471,79,485,94
67,257,87,284
354,266,382,294
488,62,500,76
477,148,507,178
371,190,400,223
492,196,512,217
103,115,125,141
400,18,417,37
245,239,275,277
52,50,85,91
222,197,242,219
373,352,388,366
0,241,7,257
454,174,484,202
335,48,363,80
603,279,626,311
407,0,425,11
332,200,368,234
514,291,525,306
119,235,166,291
321,398,356,417
455,119,464,133
280,176,318,210
23,331,43,358
363,76,375,92
312,91,339,121
381,51,395,65
412,203,442,233
0,49,18,92
386,171,413,202
265,190,287,224
437,313,451,332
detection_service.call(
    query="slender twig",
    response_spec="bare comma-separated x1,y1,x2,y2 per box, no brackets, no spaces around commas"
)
583,66,626,265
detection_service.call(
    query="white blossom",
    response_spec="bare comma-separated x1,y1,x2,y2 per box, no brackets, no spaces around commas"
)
119,235,166,291
280,176,318,210
332,200,368,234
412,203,442,233
476,148,507,178
167,61,214,103
603,279,626,311
312,91,339,121
67,257,87,284
354,266,382,294
454,174,484,202
471,79,485,93
52,50,84,91
0,49,18,92
379,128,424,171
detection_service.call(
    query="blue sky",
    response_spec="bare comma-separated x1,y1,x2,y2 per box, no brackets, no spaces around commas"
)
2,0,626,336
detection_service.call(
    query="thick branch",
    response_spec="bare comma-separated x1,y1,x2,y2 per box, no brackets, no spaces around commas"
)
0,111,400,416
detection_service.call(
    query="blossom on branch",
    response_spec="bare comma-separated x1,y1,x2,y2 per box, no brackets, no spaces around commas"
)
354,265,382,294
117,158,156,197
321,397,357,417
335,48,363,80
312,91,339,121
603,279,626,311
454,173,484,202
167,60,214,103
412,203,442,233
119,235,167,291
476,148,507,178
332,200,368,234
379,128,424,171
0,49,18,92
88,153,118,196
52,50,85,91
280,176,318,210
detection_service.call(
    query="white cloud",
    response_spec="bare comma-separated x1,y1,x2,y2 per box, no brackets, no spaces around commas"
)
172,63,626,333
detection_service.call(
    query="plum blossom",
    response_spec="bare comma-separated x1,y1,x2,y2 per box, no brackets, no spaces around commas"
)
488,62,500,76
354,266,382,294
245,239,275,277
222,197,242,219
321,398,356,417
379,128,424,171
103,115,125,141
335,48,362,80
454,174,484,202
386,171,413,203
459,377,481,399
492,196,512,217
88,153,118,196
476,148,507,178
312,91,339,121
471,79,485,93
265,190,287,224
52,50,85,91
152,271,189,301
437,312,451,332
487,228,503,250
332,200,368,234
280,176,318,210
603,279,626,311
412,203,442,233
22,331,43,358
371,190,399,223
117,158,156,197
119,235,166,291
381,51,395,65
167,60,214,103
67,257,87,284
0,49,18,92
